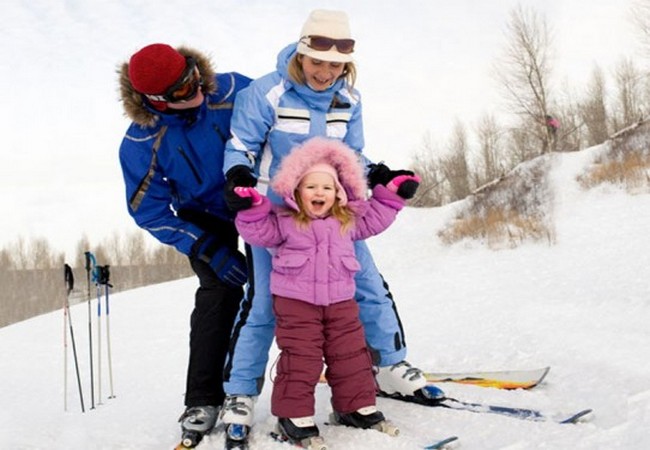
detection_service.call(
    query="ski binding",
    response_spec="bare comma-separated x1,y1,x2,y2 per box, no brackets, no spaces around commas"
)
225,423,250,449
270,430,327,449
175,430,203,449
326,412,399,436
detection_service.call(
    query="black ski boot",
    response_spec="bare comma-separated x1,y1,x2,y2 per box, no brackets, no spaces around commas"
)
272,417,327,449
330,406,399,436
175,405,219,448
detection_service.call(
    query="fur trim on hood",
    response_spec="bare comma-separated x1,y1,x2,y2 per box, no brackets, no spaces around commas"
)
118,46,216,127
271,137,367,205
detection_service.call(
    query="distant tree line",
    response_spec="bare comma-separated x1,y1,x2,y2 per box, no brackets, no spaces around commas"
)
410,2,650,207
0,231,192,328
8,3,650,326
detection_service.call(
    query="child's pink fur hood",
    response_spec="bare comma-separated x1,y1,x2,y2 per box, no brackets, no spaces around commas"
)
271,137,367,204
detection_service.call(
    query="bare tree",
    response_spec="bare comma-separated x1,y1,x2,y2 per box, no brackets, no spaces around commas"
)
553,82,584,152
612,57,644,131
494,4,555,155
475,114,504,185
580,65,610,146
504,125,538,168
410,133,445,207
441,121,471,201
0,248,11,270
631,0,650,57
123,230,148,266
74,234,91,268
30,237,59,269
91,243,111,268
104,231,124,266
10,236,29,270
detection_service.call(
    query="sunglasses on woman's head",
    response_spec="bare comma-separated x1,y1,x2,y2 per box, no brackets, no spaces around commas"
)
300,35,355,54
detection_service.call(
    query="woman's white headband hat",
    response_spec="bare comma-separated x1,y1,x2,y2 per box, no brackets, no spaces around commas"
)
297,9,354,63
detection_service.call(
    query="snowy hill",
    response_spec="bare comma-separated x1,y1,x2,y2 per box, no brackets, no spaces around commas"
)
1,144,649,449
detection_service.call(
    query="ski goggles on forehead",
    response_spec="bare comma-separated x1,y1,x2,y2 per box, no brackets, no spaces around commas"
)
300,35,355,54
145,57,202,103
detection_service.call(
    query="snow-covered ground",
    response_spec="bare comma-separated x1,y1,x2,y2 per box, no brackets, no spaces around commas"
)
2,144,649,449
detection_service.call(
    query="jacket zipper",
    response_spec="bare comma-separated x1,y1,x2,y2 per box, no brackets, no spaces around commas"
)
213,124,227,144
177,146,203,184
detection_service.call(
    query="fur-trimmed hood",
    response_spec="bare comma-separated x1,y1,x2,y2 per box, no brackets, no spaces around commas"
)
271,137,367,208
118,46,216,127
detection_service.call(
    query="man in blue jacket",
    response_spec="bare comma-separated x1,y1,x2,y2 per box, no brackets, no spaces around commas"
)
117,43,251,447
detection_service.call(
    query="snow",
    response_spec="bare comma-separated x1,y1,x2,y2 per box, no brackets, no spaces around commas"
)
2,1,648,447
2,144,650,449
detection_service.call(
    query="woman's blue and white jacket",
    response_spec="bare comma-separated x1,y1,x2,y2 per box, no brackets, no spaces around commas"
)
223,43,372,204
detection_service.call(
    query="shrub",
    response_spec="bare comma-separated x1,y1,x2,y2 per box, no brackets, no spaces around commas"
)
577,123,650,193
438,155,556,248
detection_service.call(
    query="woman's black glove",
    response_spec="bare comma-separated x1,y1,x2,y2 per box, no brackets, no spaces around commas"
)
224,165,258,212
367,163,419,199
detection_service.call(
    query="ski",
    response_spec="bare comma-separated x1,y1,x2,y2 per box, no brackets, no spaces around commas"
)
320,366,549,390
424,366,550,390
558,409,594,424
438,397,592,424
424,436,460,449
379,390,592,424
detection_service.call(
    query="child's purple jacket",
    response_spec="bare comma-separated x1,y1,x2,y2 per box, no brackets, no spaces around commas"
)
235,185,404,306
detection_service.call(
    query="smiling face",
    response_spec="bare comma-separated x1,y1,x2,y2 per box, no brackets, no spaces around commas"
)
300,55,346,91
297,171,338,217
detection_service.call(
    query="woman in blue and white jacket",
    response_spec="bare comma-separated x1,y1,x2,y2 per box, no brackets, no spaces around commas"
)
219,9,440,439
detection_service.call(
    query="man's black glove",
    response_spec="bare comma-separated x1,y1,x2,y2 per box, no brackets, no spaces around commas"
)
367,163,420,199
224,165,258,212
191,233,247,288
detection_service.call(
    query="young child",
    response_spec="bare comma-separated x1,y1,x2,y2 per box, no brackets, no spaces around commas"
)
232,137,419,447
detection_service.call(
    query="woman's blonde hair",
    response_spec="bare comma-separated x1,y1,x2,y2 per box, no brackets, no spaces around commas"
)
292,192,355,234
287,53,357,92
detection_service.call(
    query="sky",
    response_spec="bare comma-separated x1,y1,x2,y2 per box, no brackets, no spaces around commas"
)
1,141,649,448
0,0,640,261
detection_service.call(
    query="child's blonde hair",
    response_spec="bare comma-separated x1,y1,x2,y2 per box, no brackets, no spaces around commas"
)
292,192,355,234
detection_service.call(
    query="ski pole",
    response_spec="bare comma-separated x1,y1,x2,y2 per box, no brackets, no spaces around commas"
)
63,271,68,412
95,274,103,406
64,264,85,413
84,252,96,410
101,266,116,399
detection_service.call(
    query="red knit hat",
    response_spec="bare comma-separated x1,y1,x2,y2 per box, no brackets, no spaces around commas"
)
128,43,187,94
